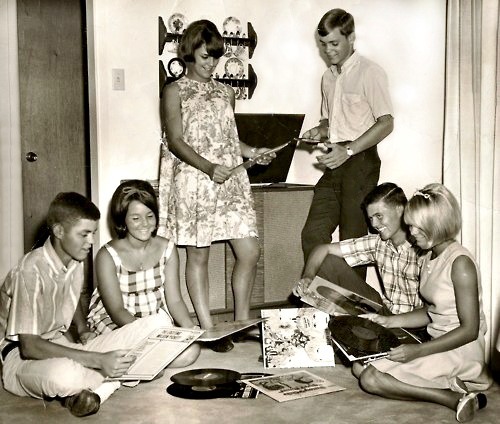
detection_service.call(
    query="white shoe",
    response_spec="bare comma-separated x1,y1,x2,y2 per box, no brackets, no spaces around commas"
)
455,392,487,422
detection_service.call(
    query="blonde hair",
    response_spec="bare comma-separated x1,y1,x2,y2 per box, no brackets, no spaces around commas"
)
404,183,461,244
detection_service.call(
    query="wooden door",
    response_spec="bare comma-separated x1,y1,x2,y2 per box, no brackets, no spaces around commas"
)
17,0,89,251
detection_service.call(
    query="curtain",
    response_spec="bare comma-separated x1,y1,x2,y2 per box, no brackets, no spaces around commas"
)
0,0,23,282
443,0,500,362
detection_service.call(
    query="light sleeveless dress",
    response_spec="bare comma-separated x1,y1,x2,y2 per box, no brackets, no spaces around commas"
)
371,242,492,392
87,241,175,335
157,76,257,247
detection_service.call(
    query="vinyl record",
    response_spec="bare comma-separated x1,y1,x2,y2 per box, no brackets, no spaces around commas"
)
328,316,400,355
171,368,241,387
166,381,242,399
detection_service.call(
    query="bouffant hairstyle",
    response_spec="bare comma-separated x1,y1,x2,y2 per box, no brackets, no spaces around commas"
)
317,8,355,38
404,183,462,244
178,19,224,63
110,180,159,239
47,192,100,232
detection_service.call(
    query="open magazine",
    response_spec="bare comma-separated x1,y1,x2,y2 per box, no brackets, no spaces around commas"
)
109,327,204,381
260,308,335,369
296,276,423,363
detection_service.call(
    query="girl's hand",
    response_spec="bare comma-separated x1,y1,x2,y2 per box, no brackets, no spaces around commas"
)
386,344,422,363
359,313,392,327
209,164,232,184
252,147,276,165
79,331,97,345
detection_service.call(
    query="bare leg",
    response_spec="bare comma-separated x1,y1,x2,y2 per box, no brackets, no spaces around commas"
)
185,246,212,329
356,364,462,411
228,237,260,321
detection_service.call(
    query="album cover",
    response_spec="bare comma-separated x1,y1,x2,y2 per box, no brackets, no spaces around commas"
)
108,327,204,381
298,275,384,317
260,308,335,369
328,315,421,363
241,370,345,402
197,318,265,342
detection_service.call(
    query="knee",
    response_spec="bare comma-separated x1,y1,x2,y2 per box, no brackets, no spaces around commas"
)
170,343,201,368
235,239,260,267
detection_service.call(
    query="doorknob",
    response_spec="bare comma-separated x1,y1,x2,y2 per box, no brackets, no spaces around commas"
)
26,152,38,162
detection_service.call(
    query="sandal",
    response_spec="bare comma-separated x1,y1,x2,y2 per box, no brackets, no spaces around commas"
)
206,337,234,353
456,392,487,422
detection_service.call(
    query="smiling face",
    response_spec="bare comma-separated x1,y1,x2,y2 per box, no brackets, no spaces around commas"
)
53,218,98,265
405,220,433,250
318,27,354,71
186,43,219,82
125,200,157,243
366,201,407,246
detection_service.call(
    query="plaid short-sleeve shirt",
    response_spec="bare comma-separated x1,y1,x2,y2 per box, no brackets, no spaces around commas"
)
339,235,426,314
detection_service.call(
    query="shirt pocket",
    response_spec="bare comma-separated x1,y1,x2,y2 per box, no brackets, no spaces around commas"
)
341,93,370,117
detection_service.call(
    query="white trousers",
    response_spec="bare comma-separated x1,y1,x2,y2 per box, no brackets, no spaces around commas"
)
1,313,171,399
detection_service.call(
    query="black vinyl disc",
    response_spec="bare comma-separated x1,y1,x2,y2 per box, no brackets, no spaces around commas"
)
171,368,241,387
166,381,242,399
328,315,401,354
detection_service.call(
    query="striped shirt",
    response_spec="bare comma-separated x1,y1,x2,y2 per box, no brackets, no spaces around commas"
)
340,234,427,314
0,238,83,351
87,241,174,335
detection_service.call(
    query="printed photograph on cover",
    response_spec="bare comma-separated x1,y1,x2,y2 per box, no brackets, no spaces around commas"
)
241,370,345,402
297,275,384,317
260,307,335,369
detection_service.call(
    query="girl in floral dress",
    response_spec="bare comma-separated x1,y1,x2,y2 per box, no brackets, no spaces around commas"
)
158,20,274,352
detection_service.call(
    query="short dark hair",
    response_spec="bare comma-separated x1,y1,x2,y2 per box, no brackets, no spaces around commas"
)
317,9,355,38
178,19,224,62
47,192,100,232
362,182,408,210
110,180,159,239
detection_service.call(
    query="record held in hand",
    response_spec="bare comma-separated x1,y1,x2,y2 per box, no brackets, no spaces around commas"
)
171,368,241,387
328,316,400,355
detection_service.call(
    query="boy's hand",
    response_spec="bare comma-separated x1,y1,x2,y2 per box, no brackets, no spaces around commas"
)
100,350,136,378
292,278,312,297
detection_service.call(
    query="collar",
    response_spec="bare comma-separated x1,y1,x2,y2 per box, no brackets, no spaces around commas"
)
330,50,360,76
42,238,78,274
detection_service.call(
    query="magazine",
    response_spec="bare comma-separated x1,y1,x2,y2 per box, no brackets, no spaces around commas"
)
241,370,345,402
109,327,204,381
260,308,335,369
197,318,265,342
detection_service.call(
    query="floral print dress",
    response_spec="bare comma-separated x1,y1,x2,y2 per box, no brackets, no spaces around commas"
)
158,76,257,247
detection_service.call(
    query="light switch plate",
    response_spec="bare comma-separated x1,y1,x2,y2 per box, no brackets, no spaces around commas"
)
112,68,125,90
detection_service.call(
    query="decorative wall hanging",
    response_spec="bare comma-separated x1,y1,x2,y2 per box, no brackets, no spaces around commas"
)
158,15,258,99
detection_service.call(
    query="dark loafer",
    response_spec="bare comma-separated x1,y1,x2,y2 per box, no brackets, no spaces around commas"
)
63,389,101,417
206,337,234,353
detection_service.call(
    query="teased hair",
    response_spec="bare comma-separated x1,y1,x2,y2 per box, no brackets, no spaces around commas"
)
110,180,159,239
317,8,355,38
362,182,407,210
178,19,224,62
404,183,461,244
47,192,100,232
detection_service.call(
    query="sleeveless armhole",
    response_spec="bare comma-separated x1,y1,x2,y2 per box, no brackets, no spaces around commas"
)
104,244,122,269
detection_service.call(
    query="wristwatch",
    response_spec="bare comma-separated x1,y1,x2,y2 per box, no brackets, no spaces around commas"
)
346,146,354,157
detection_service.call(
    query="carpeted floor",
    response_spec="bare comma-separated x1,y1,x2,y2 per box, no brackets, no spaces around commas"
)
1,337,499,424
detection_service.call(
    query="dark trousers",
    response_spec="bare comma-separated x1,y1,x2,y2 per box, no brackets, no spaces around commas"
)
301,146,380,279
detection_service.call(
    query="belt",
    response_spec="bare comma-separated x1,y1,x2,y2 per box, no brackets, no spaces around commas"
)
1,342,19,361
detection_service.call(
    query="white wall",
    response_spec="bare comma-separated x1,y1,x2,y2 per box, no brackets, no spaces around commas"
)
89,0,446,245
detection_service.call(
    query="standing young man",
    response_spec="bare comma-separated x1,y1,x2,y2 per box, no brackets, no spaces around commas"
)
301,9,394,279
0,192,172,417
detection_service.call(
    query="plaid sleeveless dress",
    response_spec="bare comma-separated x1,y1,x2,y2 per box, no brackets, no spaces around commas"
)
87,240,174,335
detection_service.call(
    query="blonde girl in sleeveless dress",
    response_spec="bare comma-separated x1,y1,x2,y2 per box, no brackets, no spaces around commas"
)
353,183,491,422
158,20,275,352
87,180,200,368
